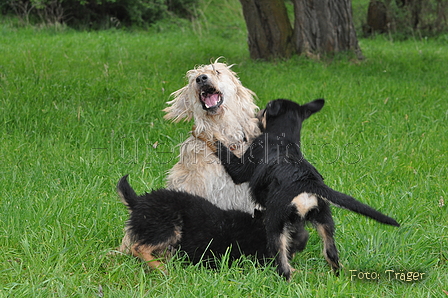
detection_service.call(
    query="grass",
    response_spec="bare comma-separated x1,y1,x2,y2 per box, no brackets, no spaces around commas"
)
1,1,447,297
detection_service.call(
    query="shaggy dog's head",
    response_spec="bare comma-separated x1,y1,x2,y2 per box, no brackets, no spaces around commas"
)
164,59,257,124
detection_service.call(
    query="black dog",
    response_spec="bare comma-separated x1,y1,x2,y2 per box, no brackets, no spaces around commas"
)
117,175,272,271
215,99,400,280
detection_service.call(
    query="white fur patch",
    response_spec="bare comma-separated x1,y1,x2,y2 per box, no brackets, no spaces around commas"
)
291,193,318,217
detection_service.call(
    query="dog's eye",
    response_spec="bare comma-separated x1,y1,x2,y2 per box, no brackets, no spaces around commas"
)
215,70,221,75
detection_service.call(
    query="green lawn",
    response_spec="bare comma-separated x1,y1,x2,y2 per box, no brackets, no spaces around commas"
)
0,2,447,297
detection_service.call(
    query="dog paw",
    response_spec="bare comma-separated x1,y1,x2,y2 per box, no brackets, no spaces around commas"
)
214,141,230,162
214,140,225,149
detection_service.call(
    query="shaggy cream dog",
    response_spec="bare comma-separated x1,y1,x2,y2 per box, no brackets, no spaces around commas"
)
117,59,260,253
164,59,260,210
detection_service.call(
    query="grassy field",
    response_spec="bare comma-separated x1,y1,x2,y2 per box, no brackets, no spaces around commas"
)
1,1,447,297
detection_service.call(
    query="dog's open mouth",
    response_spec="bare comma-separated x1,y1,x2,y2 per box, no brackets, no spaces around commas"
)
199,87,223,113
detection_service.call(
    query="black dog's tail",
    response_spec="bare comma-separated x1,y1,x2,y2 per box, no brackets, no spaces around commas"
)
315,187,400,227
117,175,139,212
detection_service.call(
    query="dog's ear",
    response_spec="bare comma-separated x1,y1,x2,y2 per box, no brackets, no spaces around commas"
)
303,99,325,119
253,209,265,220
163,86,194,122
230,68,259,114
266,100,283,117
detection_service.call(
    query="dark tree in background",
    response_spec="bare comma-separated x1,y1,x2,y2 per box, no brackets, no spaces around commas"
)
365,0,447,36
240,0,363,60
396,0,422,29
3,0,198,29
293,0,363,59
366,0,389,33
4,0,446,40
240,0,294,60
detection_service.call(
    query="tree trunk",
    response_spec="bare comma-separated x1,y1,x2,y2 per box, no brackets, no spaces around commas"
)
396,0,422,29
367,0,389,33
292,0,363,59
239,0,294,60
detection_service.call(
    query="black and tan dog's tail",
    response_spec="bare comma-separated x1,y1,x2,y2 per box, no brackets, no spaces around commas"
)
316,187,400,227
117,175,139,212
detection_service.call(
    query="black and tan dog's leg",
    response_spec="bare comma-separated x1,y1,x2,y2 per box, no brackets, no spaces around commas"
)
270,231,293,280
312,205,340,275
131,243,167,273
289,220,309,258
215,140,257,184
265,210,295,280
315,223,339,275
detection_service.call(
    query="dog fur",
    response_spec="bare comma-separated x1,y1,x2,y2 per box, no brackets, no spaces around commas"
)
117,175,270,271
117,60,261,254
215,99,400,280
163,59,260,209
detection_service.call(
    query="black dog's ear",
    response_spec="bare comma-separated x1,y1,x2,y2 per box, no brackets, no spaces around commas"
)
253,209,265,219
266,100,283,117
303,99,325,119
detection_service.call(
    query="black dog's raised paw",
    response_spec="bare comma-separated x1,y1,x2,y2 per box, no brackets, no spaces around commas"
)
214,140,231,164
213,140,222,153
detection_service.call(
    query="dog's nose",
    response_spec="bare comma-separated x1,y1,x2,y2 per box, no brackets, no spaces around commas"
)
196,74,208,85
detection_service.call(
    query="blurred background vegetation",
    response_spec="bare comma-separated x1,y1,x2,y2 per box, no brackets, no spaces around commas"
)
1,0,447,38
0,0,197,29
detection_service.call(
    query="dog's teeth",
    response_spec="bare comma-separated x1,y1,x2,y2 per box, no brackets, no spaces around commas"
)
205,103,210,108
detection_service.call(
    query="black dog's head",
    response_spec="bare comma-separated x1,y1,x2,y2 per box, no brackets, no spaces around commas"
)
257,99,325,137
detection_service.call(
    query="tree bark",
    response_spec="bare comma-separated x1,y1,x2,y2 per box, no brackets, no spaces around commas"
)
240,0,294,60
367,0,389,33
292,0,363,59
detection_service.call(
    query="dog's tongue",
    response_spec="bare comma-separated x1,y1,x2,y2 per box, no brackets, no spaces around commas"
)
203,93,220,108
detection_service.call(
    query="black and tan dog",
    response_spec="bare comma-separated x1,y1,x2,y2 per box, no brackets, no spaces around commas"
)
215,99,400,280
117,175,276,272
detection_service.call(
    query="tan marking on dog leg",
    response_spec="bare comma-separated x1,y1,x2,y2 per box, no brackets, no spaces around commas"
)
316,224,339,272
130,226,182,273
279,231,290,258
291,193,318,217
131,244,166,272
277,228,293,280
